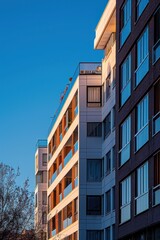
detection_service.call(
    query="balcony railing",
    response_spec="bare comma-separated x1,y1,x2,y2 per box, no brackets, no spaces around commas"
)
135,123,149,151
64,182,72,198
135,191,149,215
135,54,149,86
74,176,78,187
74,106,78,117
59,193,63,202
74,141,78,153
153,184,160,206
119,142,130,166
64,150,72,167
58,163,62,173
153,111,160,135
121,80,131,106
60,133,63,142
120,203,131,223
63,216,72,229
48,62,101,134
120,18,131,47
52,229,56,237
105,32,116,57
36,139,47,150
49,171,57,186
153,39,160,64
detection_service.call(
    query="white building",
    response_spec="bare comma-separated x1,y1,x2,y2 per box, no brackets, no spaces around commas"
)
35,140,48,240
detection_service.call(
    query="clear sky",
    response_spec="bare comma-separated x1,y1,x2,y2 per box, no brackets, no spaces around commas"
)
0,0,107,192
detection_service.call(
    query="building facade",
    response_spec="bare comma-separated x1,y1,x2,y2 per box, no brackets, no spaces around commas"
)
115,0,160,239
35,140,48,240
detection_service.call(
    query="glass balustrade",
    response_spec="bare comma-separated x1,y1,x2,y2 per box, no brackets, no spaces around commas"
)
50,171,57,185
74,141,78,153
135,55,149,86
52,229,56,237
60,133,63,142
59,193,63,202
58,163,62,173
64,182,72,198
135,192,149,214
74,177,78,187
153,112,160,135
120,18,131,47
74,106,78,117
64,150,72,166
120,203,131,223
153,39,160,64
153,185,160,206
135,124,149,151
63,216,72,229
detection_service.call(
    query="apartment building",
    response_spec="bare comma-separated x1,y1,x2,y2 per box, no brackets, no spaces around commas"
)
116,0,160,239
35,140,48,240
94,0,116,239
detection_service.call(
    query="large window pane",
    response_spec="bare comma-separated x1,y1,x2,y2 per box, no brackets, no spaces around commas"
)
120,176,131,223
103,112,111,139
153,80,160,135
87,159,102,182
121,53,131,106
135,94,149,151
86,196,102,215
135,27,149,86
87,230,103,240
136,0,149,19
119,115,131,166
87,122,102,137
120,0,131,47
87,86,102,107
135,162,149,214
153,152,160,206
153,7,160,63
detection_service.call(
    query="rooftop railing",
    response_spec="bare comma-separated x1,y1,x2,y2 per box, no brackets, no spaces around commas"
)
36,139,47,150
48,62,101,134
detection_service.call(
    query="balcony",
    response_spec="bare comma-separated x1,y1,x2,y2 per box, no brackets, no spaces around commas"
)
135,54,149,86
120,18,131,47
153,184,160,206
52,229,56,237
135,192,149,215
121,80,131,106
74,141,78,153
135,124,149,151
74,177,78,187
120,203,131,223
64,150,72,167
119,142,130,166
153,112,160,135
49,171,57,186
105,32,116,57
58,163,62,173
48,62,101,134
36,139,47,150
74,106,78,117
64,182,72,198
153,39,160,64
63,216,72,229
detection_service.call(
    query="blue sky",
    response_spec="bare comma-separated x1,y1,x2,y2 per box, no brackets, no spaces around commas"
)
0,0,107,192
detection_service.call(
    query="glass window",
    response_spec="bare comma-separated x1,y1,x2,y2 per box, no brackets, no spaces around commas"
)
120,53,131,106
153,80,160,135
103,112,111,139
42,153,47,166
106,151,111,175
112,146,116,170
112,106,115,129
106,190,111,214
112,65,116,88
42,211,47,224
42,191,47,205
153,152,160,206
120,176,131,223
136,161,149,214
119,115,131,166
153,7,160,63
87,86,102,107
112,225,115,240
86,196,102,215
87,230,103,240
106,73,111,100
135,94,149,151
87,159,102,182
112,187,115,210
120,0,131,47
136,0,149,19
87,122,102,137
106,227,110,240
135,27,149,86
